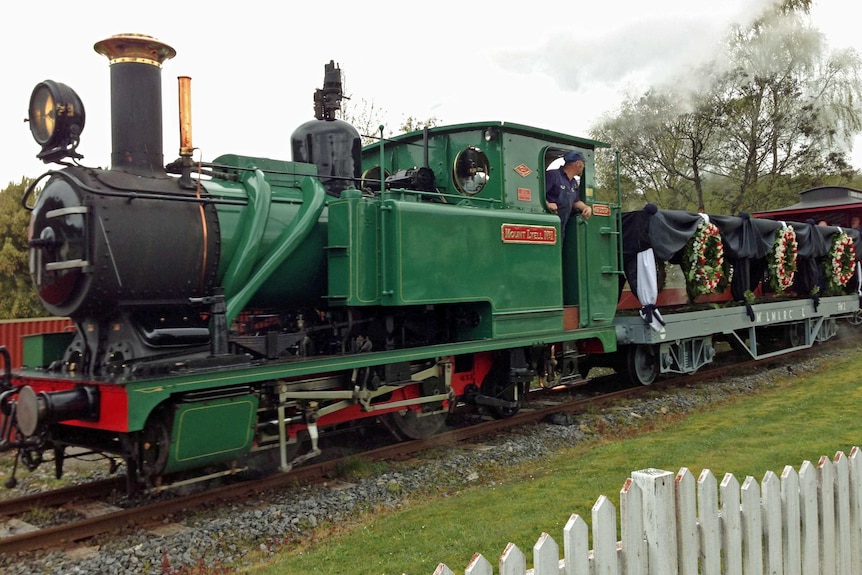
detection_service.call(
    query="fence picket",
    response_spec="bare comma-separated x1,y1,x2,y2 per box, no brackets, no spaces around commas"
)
465,553,493,575
835,451,851,575
721,473,743,575
849,448,862,575
432,448,862,575
819,455,837,574
741,476,763,575
563,514,589,575
500,542,526,575
781,465,802,575
762,471,782,575
592,495,619,574
620,478,646,575
698,469,721,575
799,460,819,575
674,469,697,575
533,532,560,575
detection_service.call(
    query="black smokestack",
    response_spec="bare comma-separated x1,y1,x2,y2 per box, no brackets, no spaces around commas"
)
94,34,176,177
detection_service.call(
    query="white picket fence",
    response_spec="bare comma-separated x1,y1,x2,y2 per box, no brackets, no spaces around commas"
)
432,447,862,575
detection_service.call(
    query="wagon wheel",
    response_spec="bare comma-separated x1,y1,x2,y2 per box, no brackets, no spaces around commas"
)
786,322,805,347
625,344,658,386
815,318,838,343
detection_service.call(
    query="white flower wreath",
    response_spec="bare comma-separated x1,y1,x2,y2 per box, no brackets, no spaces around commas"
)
768,224,797,293
681,217,725,301
824,231,856,292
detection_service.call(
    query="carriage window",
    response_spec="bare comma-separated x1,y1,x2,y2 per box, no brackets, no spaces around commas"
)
453,146,489,196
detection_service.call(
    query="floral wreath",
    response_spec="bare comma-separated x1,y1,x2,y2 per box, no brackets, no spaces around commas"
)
681,217,725,302
768,224,798,293
823,231,856,293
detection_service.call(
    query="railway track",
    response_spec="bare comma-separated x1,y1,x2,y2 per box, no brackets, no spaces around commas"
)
0,335,853,555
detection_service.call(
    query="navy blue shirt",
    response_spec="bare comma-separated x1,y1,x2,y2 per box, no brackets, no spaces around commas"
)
545,167,580,239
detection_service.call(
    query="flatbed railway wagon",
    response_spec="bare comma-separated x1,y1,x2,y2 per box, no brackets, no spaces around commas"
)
602,203,861,386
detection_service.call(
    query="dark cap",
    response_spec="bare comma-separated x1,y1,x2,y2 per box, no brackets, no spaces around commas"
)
564,151,586,164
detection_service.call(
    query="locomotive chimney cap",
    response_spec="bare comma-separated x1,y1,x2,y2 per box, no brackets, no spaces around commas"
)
94,33,176,67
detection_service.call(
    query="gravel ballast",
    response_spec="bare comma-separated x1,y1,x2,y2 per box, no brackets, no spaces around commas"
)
0,344,853,575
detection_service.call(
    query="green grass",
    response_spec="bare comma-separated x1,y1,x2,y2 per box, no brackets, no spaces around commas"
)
243,351,862,575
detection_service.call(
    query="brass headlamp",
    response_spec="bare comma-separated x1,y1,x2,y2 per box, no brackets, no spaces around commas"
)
28,80,86,162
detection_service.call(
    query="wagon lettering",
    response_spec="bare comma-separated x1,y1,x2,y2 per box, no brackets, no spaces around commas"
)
754,306,812,325
755,309,796,324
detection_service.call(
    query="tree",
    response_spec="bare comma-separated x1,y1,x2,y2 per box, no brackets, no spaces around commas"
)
0,179,45,318
340,97,439,146
711,3,862,213
592,0,862,215
593,86,723,211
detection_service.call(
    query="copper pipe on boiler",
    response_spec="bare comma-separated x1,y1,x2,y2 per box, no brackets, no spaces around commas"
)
177,76,195,189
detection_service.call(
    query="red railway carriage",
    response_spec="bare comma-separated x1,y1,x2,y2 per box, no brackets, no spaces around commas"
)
752,186,862,228
0,318,75,370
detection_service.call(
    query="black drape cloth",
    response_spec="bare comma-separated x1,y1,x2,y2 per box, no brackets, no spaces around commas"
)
621,205,702,298
620,204,861,304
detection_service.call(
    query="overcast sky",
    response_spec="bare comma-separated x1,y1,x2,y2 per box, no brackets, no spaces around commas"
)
1,0,857,188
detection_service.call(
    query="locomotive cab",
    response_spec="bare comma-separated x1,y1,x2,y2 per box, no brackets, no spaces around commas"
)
358,122,621,330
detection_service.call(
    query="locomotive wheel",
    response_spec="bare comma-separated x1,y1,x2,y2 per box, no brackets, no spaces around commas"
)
625,344,658,386
139,409,172,478
242,433,306,476
386,409,447,440
541,354,560,388
578,358,592,379
482,375,521,419
385,375,448,440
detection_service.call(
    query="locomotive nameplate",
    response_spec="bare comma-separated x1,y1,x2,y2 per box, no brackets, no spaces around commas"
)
501,224,556,244
592,204,611,217
517,188,532,201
